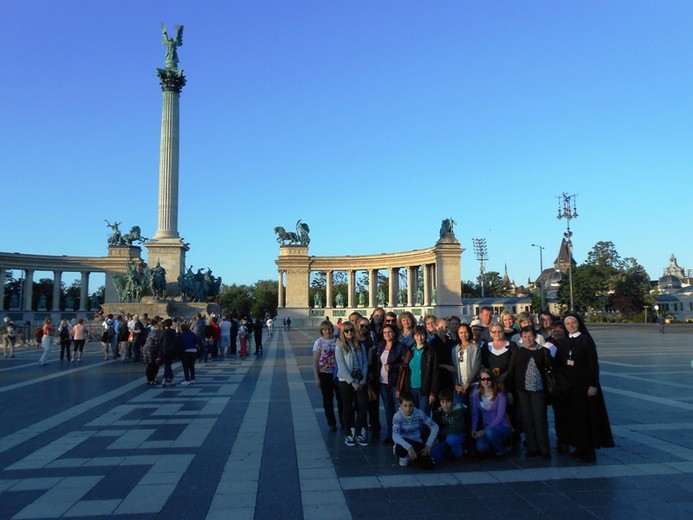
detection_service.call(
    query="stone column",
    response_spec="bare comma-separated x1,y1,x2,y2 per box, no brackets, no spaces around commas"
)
23,270,34,311
407,266,416,306
152,68,186,240
79,272,89,312
52,271,62,311
347,270,356,308
146,65,188,296
277,270,284,308
422,264,430,306
0,269,5,311
368,269,378,308
325,270,333,308
389,268,399,307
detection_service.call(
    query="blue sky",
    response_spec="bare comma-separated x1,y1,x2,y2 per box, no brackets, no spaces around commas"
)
3,1,692,290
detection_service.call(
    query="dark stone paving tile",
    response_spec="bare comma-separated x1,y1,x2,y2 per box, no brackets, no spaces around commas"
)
506,481,558,496
82,465,150,500
0,490,44,520
255,345,302,520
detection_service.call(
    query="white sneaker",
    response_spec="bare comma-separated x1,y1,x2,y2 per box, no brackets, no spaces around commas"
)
399,457,410,467
356,435,369,447
345,435,356,447
180,380,192,386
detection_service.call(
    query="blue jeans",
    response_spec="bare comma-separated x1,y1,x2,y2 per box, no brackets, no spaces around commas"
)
380,384,398,438
411,388,431,416
475,423,511,456
431,433,466,462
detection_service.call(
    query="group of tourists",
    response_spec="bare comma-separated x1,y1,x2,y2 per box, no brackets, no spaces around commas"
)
312,306,614,468
97,313,269,385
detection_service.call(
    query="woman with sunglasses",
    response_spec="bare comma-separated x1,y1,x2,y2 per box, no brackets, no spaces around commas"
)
471,368,512,457
452,322,481,407
336,323,369,446
377,324,405,444
312,320,342,432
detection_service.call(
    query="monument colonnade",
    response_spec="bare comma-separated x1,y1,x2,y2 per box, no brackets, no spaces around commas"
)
276,235,463,325
0,247,143,317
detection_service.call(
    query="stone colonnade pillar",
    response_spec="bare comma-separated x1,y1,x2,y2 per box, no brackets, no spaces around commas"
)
0,269,4,310
347,270,356,307
388,268,399,307
325,270,333,308
79,272,90,312
52,271,62,311
368,269,378,307
23,270,34,311
277,270,285,308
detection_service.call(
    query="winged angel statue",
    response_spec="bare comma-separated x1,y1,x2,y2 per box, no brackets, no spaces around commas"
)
162,23,184,69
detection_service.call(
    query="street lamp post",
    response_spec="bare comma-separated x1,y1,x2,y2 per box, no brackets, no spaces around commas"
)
531,243,545,311
557,193,578,312
472,238,488,298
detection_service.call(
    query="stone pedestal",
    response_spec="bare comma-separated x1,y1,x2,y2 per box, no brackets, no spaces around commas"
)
145,240,188,296
104,246,144,304
433,234,463,318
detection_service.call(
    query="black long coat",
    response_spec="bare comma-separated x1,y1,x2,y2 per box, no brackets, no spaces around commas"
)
564,332,614,451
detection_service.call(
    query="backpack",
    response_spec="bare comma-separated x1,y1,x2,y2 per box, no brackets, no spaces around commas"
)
59,325,70,341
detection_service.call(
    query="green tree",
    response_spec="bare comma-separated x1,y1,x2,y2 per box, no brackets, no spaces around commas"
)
251,280,278,318
219,284,253,319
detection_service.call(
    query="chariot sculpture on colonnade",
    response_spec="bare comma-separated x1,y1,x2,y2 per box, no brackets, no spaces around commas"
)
274,220,310,246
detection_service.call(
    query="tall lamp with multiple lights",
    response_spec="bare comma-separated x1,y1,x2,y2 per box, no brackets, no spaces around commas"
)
472,238,488,298
557,193,578,312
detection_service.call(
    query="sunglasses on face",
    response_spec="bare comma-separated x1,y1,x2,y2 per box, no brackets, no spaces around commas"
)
480,377,492,382
343,328,354,333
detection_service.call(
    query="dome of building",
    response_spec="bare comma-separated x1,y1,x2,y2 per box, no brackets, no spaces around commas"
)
659,275,682,290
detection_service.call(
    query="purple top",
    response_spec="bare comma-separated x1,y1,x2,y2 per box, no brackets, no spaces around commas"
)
471,391,510,432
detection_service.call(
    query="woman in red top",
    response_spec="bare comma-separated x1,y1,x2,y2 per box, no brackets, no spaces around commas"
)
38,317,54,365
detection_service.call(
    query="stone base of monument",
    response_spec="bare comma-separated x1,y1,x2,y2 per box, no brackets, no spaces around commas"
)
101,300,221,319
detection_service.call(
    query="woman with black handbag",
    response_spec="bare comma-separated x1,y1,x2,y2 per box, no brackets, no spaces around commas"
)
507,327,552,460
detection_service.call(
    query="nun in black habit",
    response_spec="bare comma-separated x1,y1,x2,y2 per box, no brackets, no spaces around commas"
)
562,312,614,463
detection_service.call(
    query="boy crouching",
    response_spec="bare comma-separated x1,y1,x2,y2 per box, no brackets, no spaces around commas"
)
392,392,439,469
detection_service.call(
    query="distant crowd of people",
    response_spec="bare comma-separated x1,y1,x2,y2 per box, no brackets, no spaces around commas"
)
312,306,614,468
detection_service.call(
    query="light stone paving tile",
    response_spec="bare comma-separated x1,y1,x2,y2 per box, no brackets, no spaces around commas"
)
85,405,139,427
206,507,254,520
115,483,178,515
139,440,174,449
0,479,20,491
205,336,277,520
45,458,89,468
82,456,126,467
92,430,125,437
138,418,192,425
628,462,687,475
283,333,351,518
151,403,184,416
164,418,196,425
63,499,121,517
663,461,693,472
110,420,141,426
171,417,219,448
602,385,693,411
13,476,103,520
377,475,427,488
8,477,63,491
303,504,353,520
119,455,161,466
7,430,96,470
108,428,155,450
301,477,344,491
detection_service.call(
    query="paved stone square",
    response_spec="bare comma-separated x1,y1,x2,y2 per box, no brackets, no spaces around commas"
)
0,324,691,519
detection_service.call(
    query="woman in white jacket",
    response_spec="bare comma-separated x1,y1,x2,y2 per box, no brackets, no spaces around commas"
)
336,323,369,447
